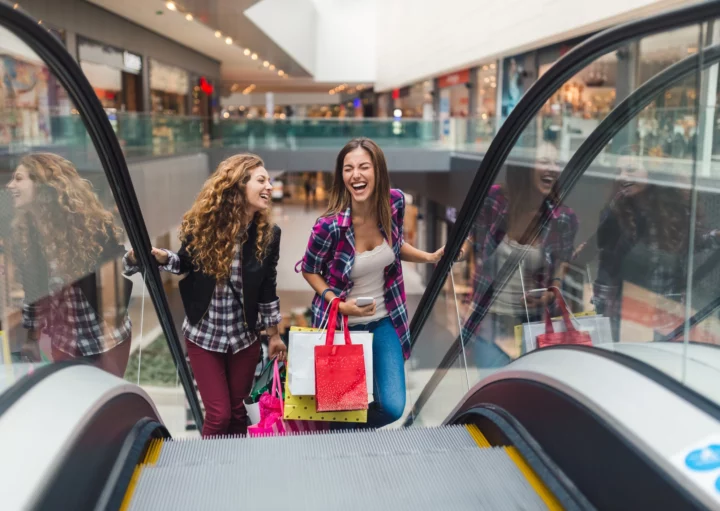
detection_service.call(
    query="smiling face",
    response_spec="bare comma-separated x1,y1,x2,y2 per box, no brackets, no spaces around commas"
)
532,143,561,197
616,155,648,197
7,165,36,210
244,166,273,214
342,147,376,205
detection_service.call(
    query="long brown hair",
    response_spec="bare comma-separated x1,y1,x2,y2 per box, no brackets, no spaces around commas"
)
12,153,122,281
325,138,392,238
179,153,274,281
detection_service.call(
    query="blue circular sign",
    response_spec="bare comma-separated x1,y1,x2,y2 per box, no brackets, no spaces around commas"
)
685,445,720,471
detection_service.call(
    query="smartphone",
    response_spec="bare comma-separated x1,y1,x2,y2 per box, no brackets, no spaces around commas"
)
355,297,376,307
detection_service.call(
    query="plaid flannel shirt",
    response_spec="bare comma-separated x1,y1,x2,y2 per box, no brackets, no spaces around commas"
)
22,263,131,357
298,189,410,358
124,245,281,354
462,185,579,341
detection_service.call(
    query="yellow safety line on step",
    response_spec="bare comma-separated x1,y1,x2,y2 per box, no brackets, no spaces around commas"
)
465,424,491,448
505,446,563,511
120,438,165,510
119,466,142,511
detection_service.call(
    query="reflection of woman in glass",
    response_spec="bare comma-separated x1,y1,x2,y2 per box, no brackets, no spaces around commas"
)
7,153,132,375
461,143,578,367
594,152,720,342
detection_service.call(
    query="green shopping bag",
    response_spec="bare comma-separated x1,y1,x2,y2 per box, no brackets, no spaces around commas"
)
251,357,286,402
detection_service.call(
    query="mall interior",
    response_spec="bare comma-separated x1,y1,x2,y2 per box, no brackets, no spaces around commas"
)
2,0,720,509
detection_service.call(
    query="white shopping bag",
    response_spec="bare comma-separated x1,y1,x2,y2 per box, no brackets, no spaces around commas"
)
288,328,374,398
243,397,261,426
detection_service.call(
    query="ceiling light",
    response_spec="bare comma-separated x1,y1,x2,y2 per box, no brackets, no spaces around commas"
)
278,70,284,76
13,3,19,9
215,30,222,38
225,37,232,45
251,53,258,60
329,90,335,95
244,49,251,56
165,1,176,11
185,13,193,21
263,61,269,67
223,111,230,119
269,64,276,71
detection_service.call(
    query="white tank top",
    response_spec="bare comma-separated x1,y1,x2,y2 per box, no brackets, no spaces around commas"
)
347,241,394,325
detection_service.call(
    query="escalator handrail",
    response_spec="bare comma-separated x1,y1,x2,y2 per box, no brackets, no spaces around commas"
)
0,2,204,429
409,0,720,348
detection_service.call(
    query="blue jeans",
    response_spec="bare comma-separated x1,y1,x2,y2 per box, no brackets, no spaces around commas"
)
335,317,406,429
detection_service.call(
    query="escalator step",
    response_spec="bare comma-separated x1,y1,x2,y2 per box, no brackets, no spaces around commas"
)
155,425,481,467
127,444,547,511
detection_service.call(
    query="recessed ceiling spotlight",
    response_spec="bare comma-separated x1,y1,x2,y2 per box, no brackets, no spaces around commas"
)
244,49,251,56
251,53,258,60
165,1,176,11
185,13,193,21
225,37,233,45
215,30,222,38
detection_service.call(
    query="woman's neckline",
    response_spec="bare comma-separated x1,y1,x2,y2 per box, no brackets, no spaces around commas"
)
356,240,390,256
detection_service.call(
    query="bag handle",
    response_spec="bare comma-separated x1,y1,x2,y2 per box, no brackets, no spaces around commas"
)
325,299,352,346
544,286,576,334
271,359,284,416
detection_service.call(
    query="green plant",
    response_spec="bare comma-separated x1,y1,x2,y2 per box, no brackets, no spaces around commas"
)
124,335,179,387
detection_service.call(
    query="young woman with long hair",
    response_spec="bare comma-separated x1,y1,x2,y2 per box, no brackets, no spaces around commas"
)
460,143,579,367
125,153,286,437
300,137,443,428
8,153,132,376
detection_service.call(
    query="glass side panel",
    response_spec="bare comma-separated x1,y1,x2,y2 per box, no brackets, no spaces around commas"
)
406,22,720,425
448,23,717,403
0,25,190,433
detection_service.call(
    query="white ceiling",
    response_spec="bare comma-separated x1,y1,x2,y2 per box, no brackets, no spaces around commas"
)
87,0,314,91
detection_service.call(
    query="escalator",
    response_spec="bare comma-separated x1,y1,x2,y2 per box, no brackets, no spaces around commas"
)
2,1,720,510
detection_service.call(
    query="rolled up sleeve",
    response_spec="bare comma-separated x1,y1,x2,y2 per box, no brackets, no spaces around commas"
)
258,299,282,329
301,219,334,275
22,301,44,330
122,250,181,276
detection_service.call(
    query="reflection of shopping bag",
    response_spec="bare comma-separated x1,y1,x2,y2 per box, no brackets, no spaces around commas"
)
536,288,593,349
518,288,612,353
287,300,373,398
314,301,368,413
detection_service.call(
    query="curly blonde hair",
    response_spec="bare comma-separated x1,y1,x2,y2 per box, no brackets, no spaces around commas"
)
179,153,274,281
12,153,122,281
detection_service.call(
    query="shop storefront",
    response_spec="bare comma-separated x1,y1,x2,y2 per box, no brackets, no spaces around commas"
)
78,38,143,117
150,59,190,115
474,62,498,144
393,81,434,119
437,69,471,144
0,25,70,146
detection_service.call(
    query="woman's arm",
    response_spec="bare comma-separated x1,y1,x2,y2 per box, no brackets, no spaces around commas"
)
123,246,191,276
400,243,444,264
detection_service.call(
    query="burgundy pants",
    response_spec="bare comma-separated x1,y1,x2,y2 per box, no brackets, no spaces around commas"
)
186,340,260,438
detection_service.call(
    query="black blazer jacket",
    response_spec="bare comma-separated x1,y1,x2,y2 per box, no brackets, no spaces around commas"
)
177,222,281,330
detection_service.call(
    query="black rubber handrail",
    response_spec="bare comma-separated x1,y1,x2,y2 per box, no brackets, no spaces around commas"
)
409,0,720,347
0,1,203,429
407,2,720,421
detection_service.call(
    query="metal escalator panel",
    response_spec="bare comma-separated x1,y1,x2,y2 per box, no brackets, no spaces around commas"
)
123,426,560,511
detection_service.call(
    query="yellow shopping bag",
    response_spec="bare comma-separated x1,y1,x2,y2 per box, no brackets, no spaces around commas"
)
283,326,367,423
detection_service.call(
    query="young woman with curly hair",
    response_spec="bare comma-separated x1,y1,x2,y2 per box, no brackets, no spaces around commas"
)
125,153,284,437
594,152,720,342
7,153,133,376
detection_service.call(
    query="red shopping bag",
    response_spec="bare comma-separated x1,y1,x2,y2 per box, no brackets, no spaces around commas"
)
537,287,593,349
314,300,368,413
